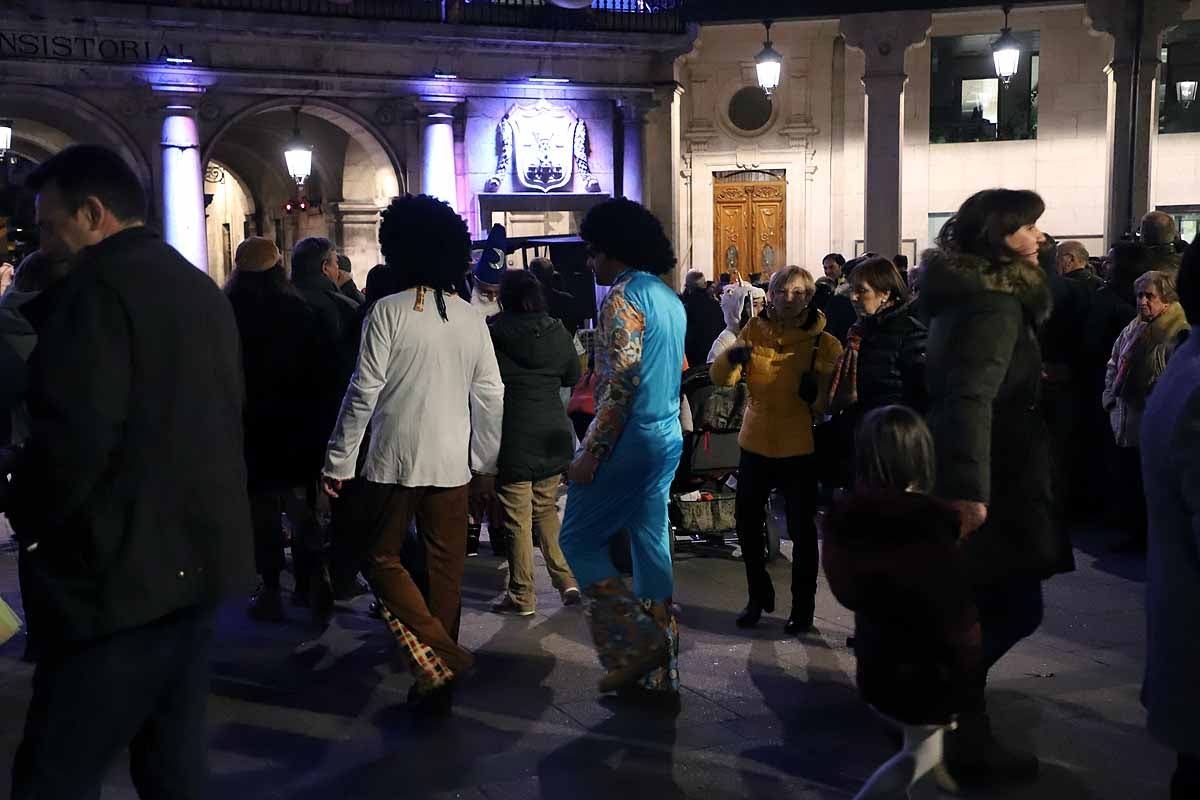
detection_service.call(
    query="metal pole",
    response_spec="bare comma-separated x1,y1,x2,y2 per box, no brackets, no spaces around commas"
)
1126,0,1145,240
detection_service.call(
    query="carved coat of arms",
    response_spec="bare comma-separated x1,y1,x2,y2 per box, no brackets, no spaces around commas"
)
484,98,602,194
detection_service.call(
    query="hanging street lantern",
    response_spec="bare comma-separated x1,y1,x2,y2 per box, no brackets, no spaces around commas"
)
992,4,1021,87
283,107,312,185
1178,80,1198,109
755,20,783,96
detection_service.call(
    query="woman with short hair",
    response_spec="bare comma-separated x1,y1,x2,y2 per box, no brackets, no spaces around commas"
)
710,265,843,633
824,257,927,486
488,270,581,615
1102,269,1188,552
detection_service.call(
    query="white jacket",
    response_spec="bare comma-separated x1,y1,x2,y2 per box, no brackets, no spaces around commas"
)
324,287,505,487
707,283,765,363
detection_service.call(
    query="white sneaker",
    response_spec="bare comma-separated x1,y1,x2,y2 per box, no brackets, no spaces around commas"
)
561,587,582,606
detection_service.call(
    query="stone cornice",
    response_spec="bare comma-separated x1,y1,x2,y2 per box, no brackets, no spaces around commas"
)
2,2,695,57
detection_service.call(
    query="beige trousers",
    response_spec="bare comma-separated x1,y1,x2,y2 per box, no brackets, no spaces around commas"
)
496,475,577,608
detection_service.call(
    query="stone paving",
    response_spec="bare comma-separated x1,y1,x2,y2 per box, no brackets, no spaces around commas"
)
0,515,1173,799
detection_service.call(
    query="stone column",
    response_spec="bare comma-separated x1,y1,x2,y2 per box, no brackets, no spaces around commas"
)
418,99,460,213
160,103,209,271
619,99,648,204
1087,0,1189,247
841,12,932,259
331,201,384,288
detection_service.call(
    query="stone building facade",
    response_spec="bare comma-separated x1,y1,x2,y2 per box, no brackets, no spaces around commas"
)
0,0,691,286
1,0,1196,290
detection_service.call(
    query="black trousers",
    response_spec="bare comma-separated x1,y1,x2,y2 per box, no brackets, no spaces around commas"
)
734,449,819,614
11,606,214,800
965,578,1044,711
1115,445,1148,541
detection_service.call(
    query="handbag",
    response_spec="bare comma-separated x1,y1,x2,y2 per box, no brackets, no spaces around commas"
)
567,370,598,418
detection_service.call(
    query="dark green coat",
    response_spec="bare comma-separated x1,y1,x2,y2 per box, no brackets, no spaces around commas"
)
922,248,1074,586
489,312,582,483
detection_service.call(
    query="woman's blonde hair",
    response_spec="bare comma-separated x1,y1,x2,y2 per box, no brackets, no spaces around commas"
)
767,265,815,299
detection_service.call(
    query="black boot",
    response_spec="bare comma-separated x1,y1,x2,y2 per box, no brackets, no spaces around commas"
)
784,607,815,635
943,710,1039,788
737,579,775,629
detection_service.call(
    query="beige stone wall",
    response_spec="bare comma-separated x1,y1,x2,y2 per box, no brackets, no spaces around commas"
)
840,5,1114,259
679,4,1200,273
204,161,253,285
677,19,834,283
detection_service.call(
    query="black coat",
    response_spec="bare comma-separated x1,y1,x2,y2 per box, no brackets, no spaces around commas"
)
681,288,724,368
340,277,366,306
813,283,856,344
293,271,361,428
226,268,332,490
9,227,253,646
824,491,981,725
854,303,928,413
489,311,582,482
544,283,584,336
1081,283,1137,403
922,248,1074,586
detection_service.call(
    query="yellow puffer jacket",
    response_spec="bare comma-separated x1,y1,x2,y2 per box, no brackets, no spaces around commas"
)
710,309,843,458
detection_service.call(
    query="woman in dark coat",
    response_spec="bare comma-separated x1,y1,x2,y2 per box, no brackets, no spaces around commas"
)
226,237,330,621
826,256,927,486
489,270,582,615
922,189,1073,789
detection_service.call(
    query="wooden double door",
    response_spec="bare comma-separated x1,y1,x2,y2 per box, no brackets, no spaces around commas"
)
713,178,786,280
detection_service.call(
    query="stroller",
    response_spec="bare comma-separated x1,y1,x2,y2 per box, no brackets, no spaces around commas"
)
672,364,783,561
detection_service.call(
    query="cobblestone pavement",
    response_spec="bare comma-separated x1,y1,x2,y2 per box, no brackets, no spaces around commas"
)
0,514,1171,799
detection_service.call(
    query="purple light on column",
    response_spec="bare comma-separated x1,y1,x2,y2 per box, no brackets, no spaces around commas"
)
422,112,458,212
161,112,209,271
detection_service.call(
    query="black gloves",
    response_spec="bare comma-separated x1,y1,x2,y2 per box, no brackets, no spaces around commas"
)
726,344,753,366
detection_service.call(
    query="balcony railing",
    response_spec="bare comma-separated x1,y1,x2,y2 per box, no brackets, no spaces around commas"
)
108,1,686,34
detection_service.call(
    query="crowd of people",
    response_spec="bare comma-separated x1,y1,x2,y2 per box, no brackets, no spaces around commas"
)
0,143,1198,800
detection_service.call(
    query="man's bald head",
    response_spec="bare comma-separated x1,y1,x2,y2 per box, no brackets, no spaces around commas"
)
1140,211,1178,247
1056,241,1090,275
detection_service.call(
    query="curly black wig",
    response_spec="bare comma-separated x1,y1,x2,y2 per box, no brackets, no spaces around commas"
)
379,194,471,296
579,198,675,276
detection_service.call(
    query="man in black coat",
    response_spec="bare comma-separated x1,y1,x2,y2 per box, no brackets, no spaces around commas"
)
336,253,367,305
289,236,358,615
292,236,361,402
680,268,725,367
813,276,856,344
7,145,253,799
227,237,334,621
530,256,585,335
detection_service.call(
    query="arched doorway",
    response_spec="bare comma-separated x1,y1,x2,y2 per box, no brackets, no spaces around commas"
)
712,168,786,281
203,160,256,285
0,95,154,267
202,100,403,287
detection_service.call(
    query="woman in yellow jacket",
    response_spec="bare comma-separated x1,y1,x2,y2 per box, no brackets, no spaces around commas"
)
711,265,843,633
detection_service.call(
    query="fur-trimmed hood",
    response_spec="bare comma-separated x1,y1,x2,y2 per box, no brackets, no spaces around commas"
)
919,247,1053,326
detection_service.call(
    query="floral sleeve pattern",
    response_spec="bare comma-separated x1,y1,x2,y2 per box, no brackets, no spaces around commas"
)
584,280,645,460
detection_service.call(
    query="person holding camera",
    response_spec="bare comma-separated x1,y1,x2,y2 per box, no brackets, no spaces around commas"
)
710,265,842,633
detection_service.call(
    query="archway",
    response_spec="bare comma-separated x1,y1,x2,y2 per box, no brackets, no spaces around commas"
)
0,86,154,192
203,160,256,284
0,95,155,266
202,98,403,286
